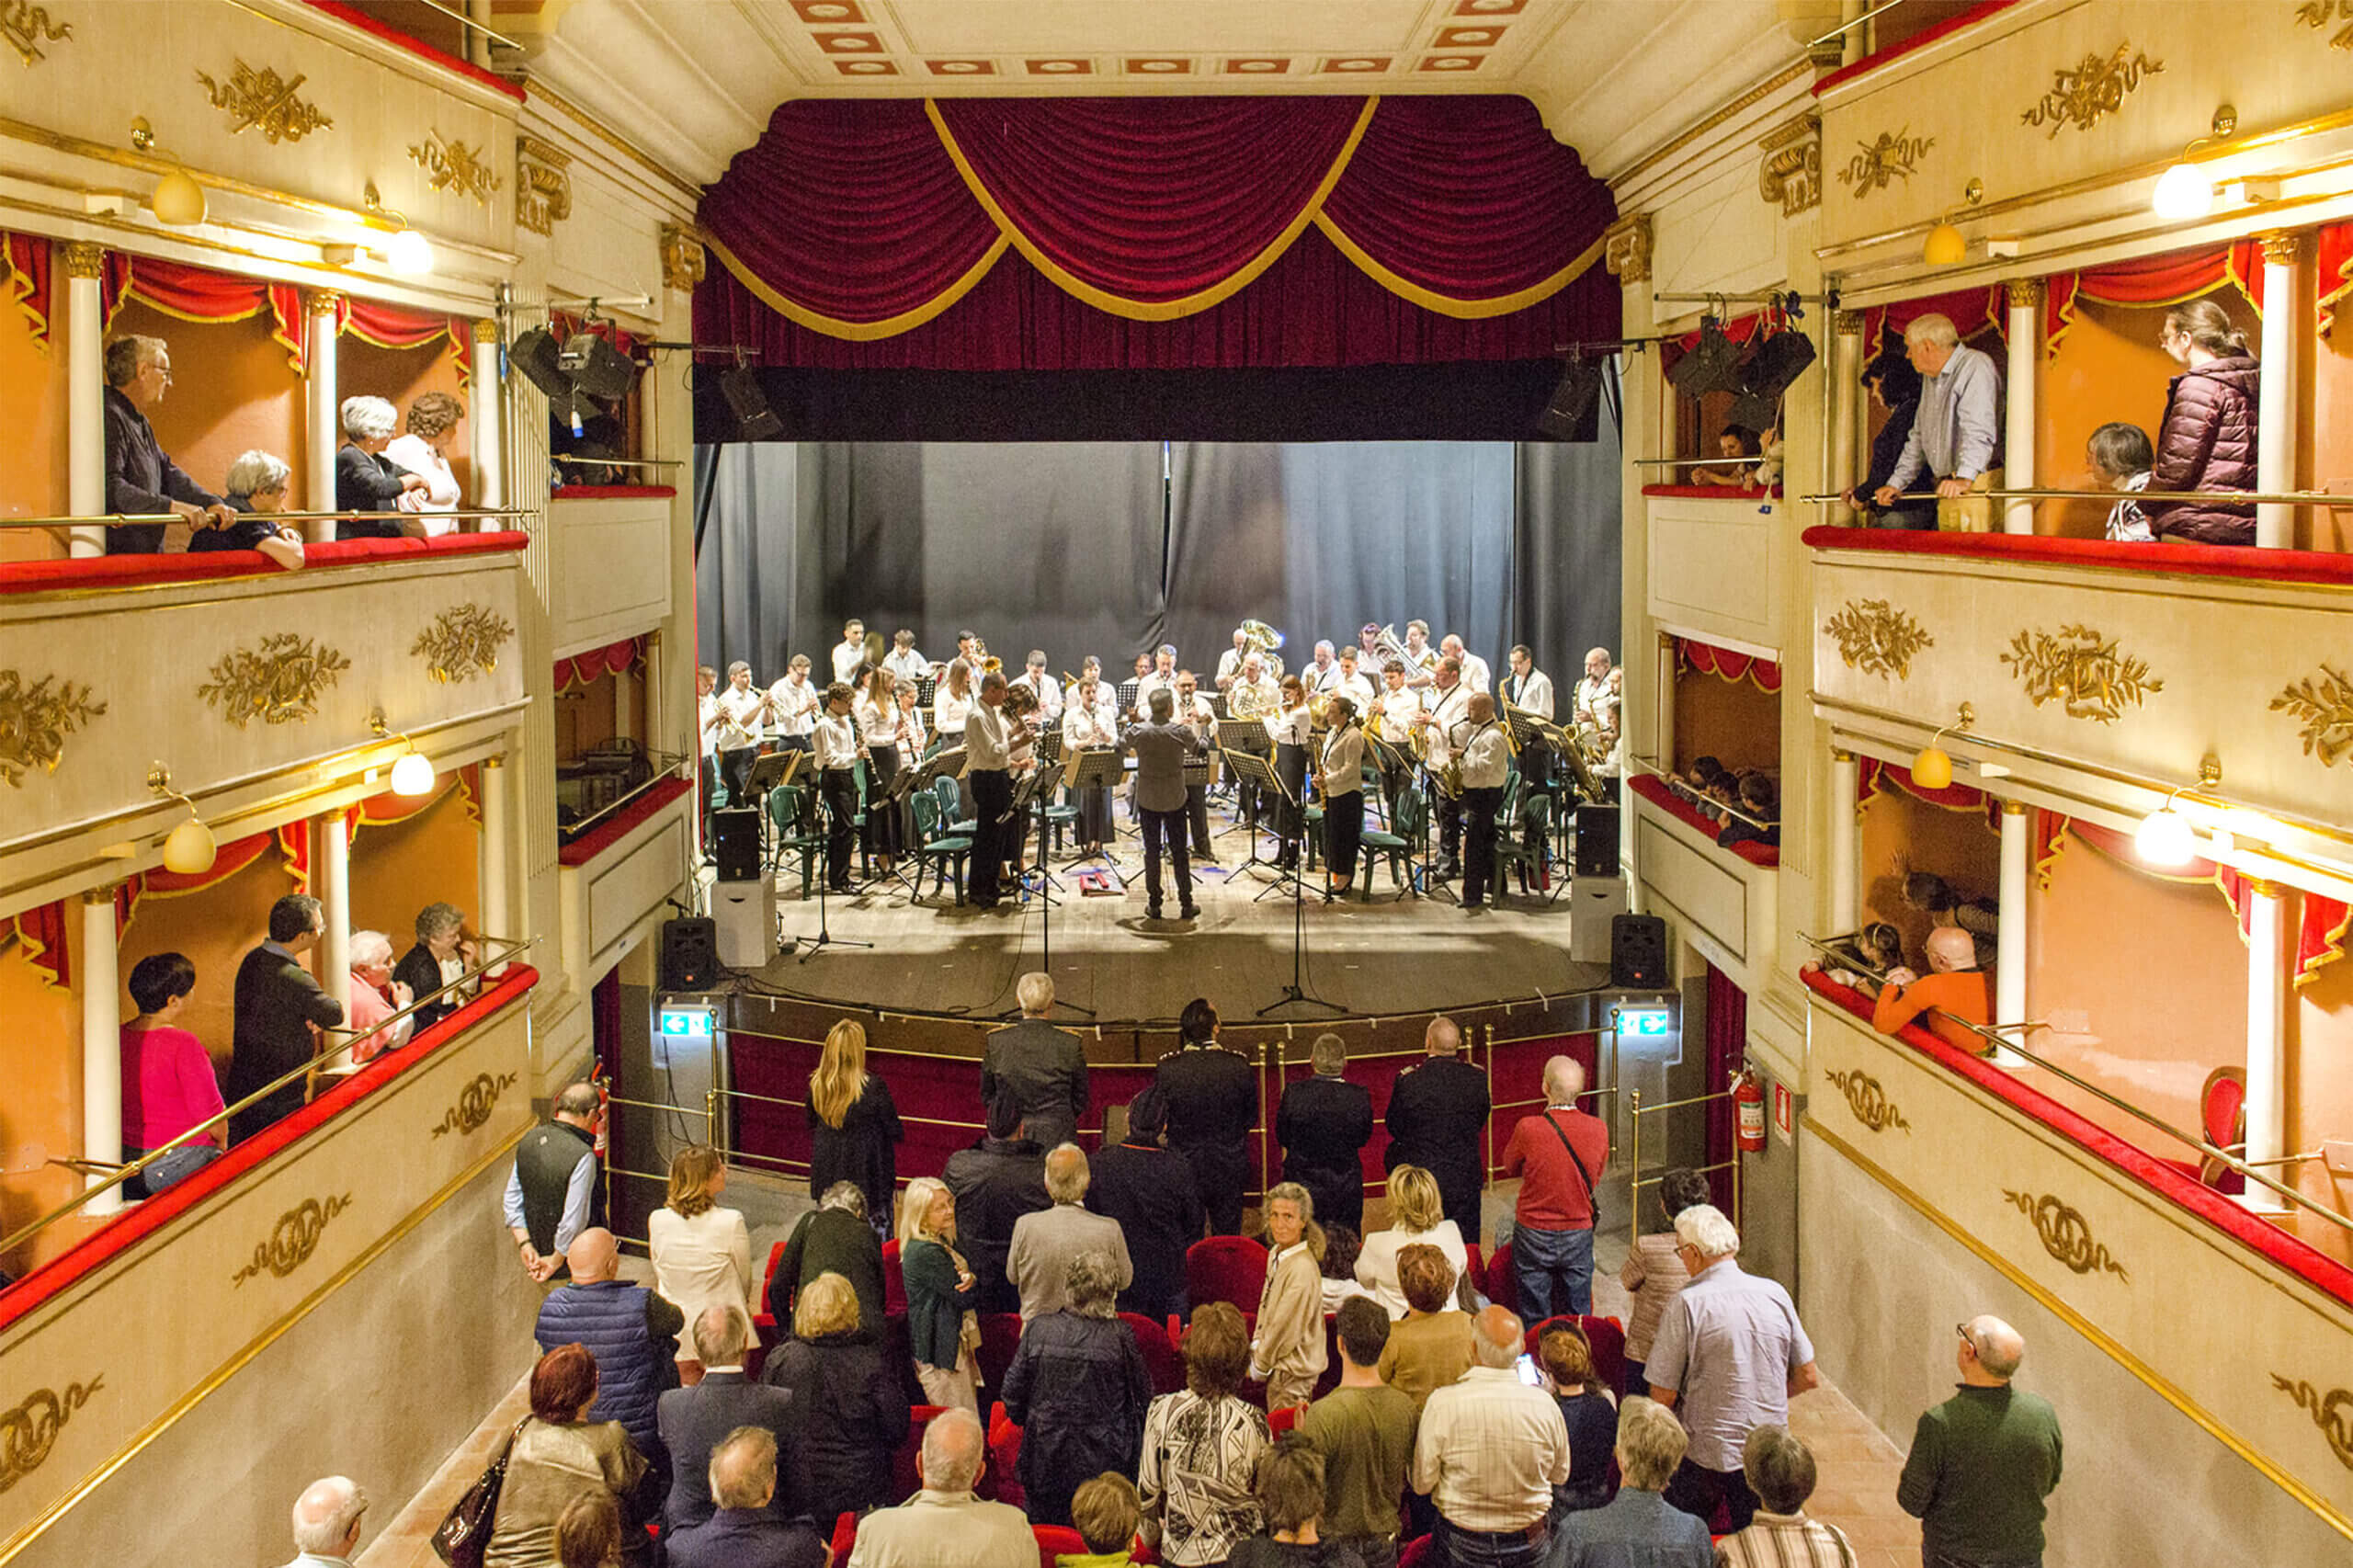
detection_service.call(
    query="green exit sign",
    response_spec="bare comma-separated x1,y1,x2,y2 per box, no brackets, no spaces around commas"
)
1619,1006,1672,1038
659,1005,715,1040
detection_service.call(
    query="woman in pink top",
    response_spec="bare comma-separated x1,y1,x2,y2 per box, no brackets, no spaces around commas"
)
1617,1166,1711,1396
118,953,227,1197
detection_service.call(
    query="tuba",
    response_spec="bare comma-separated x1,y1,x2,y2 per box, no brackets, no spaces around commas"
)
1236,619,1287,679
1371,623,1419,676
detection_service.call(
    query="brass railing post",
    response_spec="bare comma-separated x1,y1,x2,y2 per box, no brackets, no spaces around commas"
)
1627,1086,1643,1251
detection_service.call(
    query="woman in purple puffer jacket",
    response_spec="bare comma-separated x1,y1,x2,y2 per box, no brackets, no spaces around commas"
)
2147,298,2260,545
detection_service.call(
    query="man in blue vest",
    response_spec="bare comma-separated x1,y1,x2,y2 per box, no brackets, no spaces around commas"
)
506,1082,604,1281
536,1227,681,1504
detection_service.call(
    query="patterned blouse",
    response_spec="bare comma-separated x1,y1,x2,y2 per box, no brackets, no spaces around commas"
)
1139,1390,1270,1566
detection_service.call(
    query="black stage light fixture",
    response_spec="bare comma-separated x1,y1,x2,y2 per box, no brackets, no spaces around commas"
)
559,331,640,401
1667,317,1745,396
721,365,783,439
1536,357,1603,442
509,326,571,402
1724,328,1819,431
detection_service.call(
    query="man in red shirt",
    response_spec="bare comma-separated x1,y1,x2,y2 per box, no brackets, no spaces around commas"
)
1500,1054,1611,1319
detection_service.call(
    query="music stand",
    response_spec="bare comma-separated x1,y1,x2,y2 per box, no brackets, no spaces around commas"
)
1006,765,1063,907
1220,748,1341,1018
870,761,931,901
1218,718,1275,872
795,764,876,963
1116,679,1142,722
1063,749,1129,888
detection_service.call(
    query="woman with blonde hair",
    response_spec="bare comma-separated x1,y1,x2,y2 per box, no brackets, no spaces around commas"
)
806,1018,902,1234
1353,1165,1469,1319
757,1271,909,1524
899,1176,983,1412
647,1143,752,1383
1251,1183,1328,1414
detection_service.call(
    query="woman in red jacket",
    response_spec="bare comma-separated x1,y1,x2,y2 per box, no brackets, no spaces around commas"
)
2148,299,2260,545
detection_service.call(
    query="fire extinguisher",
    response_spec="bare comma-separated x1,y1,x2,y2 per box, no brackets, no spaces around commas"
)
1733,1071,1767,1153
590,1062,612,1157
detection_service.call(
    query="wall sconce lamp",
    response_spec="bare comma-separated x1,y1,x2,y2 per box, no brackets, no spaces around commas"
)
2153,105,2239,222
324,184,435,275
2135,754,2222,869
130,118,206,227
1922,178,1984,267
147,763,218,873
1910,702,1973,789
370,709,437,796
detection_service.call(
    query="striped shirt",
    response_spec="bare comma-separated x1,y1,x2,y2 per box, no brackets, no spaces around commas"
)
1408,1366,1570,1532
1712,1511,1859,1568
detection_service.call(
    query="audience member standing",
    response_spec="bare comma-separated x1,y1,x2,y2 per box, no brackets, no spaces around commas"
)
658,1307,796,1534
807,1019,903,1232
100,333,234,553
1252,1184,1330,1413
770,1181,888,1339
1155,999,1257,1235
1225,1435,1370,1568
1383,1017,1490,1244
1408,1307,1569,1568
1716,1426,1858,1568
1896,1315,2062,1568
1872,313,2005,532
506,1083,604,1282
118,952,226,1196
393,902,476,1032
226,894,346,1145
663,1427,826,1568
2147,298,2261,544
1010,1144,1134,1321
941,1095,1051,1316
1643,1206,1820,1533
1087,1087,1204,1320
534,1229,682,1489
899,1177,984,1413
760,1272,909,1524
1002,1250,1153,1527
1499,1055,1610,1318
1548,1399,1711,1568
278,1474,368,1568
383,392,466,524
333,395,431,538
1355,1167,1469,1321
1278,1032,1374,1236
1537,1322,1619,1518
1373,1244,1475,1412
1298,1298,1418,1568
847,1409,1034,1568
1845,349,1932,529
1619,1169,1709,1397
485,1344,654,1568
648,1144,753,1381
1140,1303,1271,1567
983,973,1090,1150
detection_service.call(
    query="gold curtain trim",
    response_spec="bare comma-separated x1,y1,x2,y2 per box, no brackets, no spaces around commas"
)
706,232,1009,344
1314,214,1606,320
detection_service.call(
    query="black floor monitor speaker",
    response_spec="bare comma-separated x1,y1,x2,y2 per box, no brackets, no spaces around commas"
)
714,808,763,881
659,916,719,991
1574,804,1620,880
1610,913,1669,990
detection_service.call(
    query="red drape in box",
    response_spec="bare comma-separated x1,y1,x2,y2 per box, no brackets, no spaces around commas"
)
1675,637,1781,693
1,232,51,347
278,767,481,890
2319,222,2353,335
2048,818,2349,985
98,253,310,373
1856,756,2005,834
1702,965,1745,1213
2043,239,2264,357
1861,286,2005,361
341,296,473,389
553,637,643,693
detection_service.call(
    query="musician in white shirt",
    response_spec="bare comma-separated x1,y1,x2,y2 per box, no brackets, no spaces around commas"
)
1214,628,1252,691
1454,693,1513,910
855,670,907,872
1017,651,1064,724
1264,676,1314,869
1318,695,1368,895
1574,647,1622,781
964,673,1017,908
882,629,930,683
1227,653,1280,720
767,655,820,753
934,660,974,744
1324,647,1377,715
1440,635,1492,696
813,682,869,892
1062,675,1119,855
696,665,722,854
712,662,771,808
1134,644,1179,719
1304,641,1338,691
831,619,869,685
1415,659,1475,881
1502,644,1557,831
1401,619,1440,687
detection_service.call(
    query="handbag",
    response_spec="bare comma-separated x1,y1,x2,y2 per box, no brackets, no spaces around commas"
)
431,1415,529,1568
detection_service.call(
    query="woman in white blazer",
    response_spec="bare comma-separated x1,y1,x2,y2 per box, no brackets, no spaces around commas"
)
647,1143,753,1383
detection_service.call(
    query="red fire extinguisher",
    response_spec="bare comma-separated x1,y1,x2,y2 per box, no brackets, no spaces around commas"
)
1733,1071,1767,1153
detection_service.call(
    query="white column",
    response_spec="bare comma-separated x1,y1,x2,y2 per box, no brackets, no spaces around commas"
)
1841,0,1868,63
2243,880,2290,1211
1829,750,1859,932
1995,801,2029,1067
480,751,511,967
1654,633,1677,775
471,318,504,514
614,665,635,743
2256,234,2302,550
80,889,123,1214
63,243,107,558
313,812,350,1054
466,0,494,66
1830,312,1864,525
2003,279,2042,536
305,290,343,543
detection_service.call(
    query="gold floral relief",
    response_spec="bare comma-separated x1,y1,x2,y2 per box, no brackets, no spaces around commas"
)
1835,129,1933,199
2296,0,2353,51
413,604,516,685
1999,625,2162,723
2271,664,2353,768
660,225,708,293
231,1193,353,1287
2019,43,2162,138
517,134,574,236
1825,1067,1911,1133
2272,1375,2353,1471
409,129,502,206
430,1071,519,1139
2,0,72,68
194,60,335,144
0,669,107,788
1824,599,1933,681
199,633,350,728
2002,1189,2129,1282
0,1377,101,1494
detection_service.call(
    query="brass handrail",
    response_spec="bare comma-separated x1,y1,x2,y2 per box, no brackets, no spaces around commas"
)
1625,1084,1745,1248
557,754,691,840
0,507,534,529
1622,758,1778,833
1798,486,2335,506
0,936,535,1262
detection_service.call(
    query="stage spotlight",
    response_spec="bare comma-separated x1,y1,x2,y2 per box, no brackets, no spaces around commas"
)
509,327,571,401
560,332,640,401
1536,358,1603,442
1667,318,1745,396
722,365,783,439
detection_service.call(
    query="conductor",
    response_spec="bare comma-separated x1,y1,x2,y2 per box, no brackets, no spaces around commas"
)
1123,688,1200,923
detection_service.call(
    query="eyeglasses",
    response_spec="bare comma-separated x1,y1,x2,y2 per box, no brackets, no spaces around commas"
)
1955,1323,1977,1354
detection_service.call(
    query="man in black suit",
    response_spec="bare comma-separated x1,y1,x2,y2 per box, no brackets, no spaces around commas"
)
659,1307,800,1532
1277,1031,1374,1236
225,894,346,1145
1383,1014,1492,1244
940,1092,1051,1315
1087,1086,1204,1320
663,1426,826,1568
981,972,1088,1150
1154,998,1256,1235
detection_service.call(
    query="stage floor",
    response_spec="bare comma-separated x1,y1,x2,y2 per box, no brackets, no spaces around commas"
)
715,798,1606,1023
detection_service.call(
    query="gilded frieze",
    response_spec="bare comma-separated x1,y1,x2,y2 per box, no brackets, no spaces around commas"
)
2296,0,2353,51
409,129,502,206
2270,664,2353,767
0,669,106,787
2019,43,2163,138
2002,1188,2129,1282
0,1377,101,1494
1824,1068,1910,1133
517,134,574,236
2,0,71,68
1824,599,1933,681
195,59,335,144
1757,115,1821,218
430,1071,519,1138
230,1193,353,1286
198,633,349,727
413,604,515,685
1601,214,1651,284
2272,1375,2353,1471
660,225,708,293
1999,625,2162,723
1835,129,1933,199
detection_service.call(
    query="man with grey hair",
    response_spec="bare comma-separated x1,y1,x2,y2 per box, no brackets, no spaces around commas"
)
1898,1314,2061,1568
333,392,431,539
849,1408,1033,1567
1550,1398,1711,1567
394,901,476,1033
665,1426,825,1568
1872,311,2005,531
1387,1014,1491,1242
1410,1305,1571,1567
341,928,415,1065
1646,1205,1820,1533
102,332,235,552
506,1081,603,1279
982,971,1088,1148
1501,1053,1610,1318
1711,1425,1857,1567
280,1474,368,1567
1123,684,1202,920
1277,1030,1373,1233
772,1178,887,1333
660,1305,797,1532
1008,1143,1132,1321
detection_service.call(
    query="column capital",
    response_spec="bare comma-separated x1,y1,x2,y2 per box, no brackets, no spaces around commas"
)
1831,747,1856,764
1834,310,1866,336
80,883,118,905
2000,798,2028,816
2004,278,2046,310
2248,877,2286,900
2260,232,2303,267
304,287,346,316
1603,213,1653,285
474,315,502,344
59,241,106,279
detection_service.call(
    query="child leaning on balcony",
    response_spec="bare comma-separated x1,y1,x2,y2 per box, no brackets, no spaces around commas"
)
2089,421,2156,543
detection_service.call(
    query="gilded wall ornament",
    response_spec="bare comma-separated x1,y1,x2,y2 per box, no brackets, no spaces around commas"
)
2270,664,2353,767
412,604,515,685
2296,0,2353,51
231,1193,352,1286
409,129,502,206
198,633,350,728
1999,625,2162,723
660,225,708,293
2271,1375,2353,1471
2,0,70,68
0,1377,101,1495
1835,129,1934,199
1824,599,1934,680
2019,42,2163,138
0,669,107,788
1825,1067,1910,1133
2001,1188,2130,1281
517,134,574,236
430,1071,519,1138
1757,115,1821,217
1602,213,1652,284
194,60,335,144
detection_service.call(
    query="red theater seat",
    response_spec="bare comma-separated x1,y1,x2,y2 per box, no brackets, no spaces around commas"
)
1033,1524,1088,1567
1484,1240,1518,1313
1186,1235,1267,1314
1120,1312,1188,1395
1525,1314,1627,1394
1268,1404,1302,1436
895,1404,948,1496
883,1236,911,1316
830,1511,858,1565
979,1312,1025,1394
989,1401,1025,1509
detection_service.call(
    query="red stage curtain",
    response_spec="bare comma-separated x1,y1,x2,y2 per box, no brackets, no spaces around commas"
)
2320,222,2353,335
1675,636,1781,692
1,232,51,347
1702,965,1745,1212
